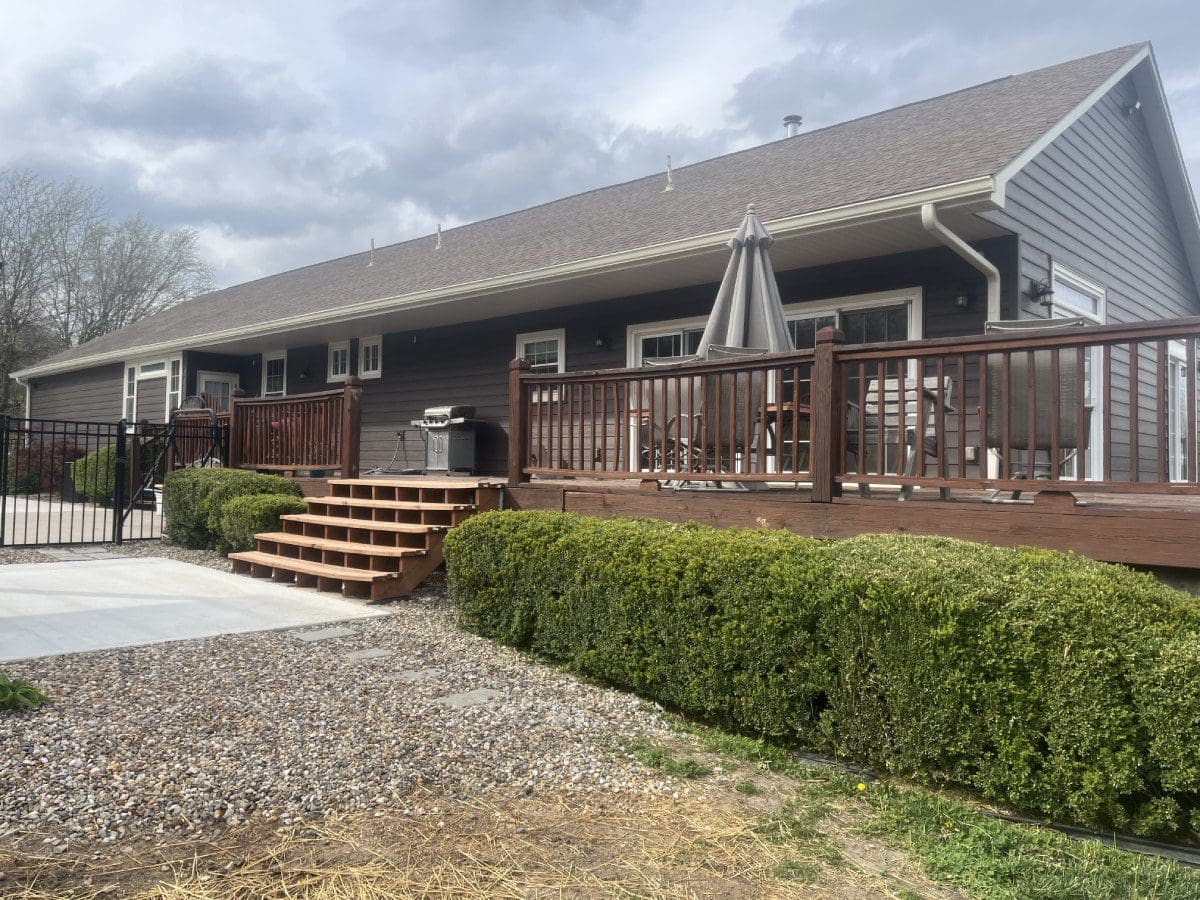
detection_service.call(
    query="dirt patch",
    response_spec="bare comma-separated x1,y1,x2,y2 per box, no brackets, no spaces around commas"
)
0,783,956,898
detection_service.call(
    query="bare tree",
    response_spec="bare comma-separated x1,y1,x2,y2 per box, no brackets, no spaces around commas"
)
0,170,102,415
48,213,213,348
1,169,214,416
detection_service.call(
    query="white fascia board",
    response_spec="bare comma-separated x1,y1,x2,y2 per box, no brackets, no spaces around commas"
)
13,175,996,380
1130,50,1200,300
992,45,1151,205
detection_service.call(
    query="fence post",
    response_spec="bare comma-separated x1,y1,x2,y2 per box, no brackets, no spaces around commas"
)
0,416,9,547
810,326,845,503
227,388,246,469
340,376,363,479
112,420,127,544
508,358,532,486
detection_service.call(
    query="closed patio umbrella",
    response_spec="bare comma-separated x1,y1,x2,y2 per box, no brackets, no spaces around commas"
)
695,203,795,357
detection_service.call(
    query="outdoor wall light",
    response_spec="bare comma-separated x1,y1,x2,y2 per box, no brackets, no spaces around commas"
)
1029,279,1055,308
297,369,312,383
954,291,971,310
594,335,612,350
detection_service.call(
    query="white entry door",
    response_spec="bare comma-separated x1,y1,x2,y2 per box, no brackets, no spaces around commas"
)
197,371,239,413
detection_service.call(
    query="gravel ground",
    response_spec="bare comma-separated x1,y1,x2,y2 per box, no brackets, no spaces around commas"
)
0,541,232,572
0,579,679,851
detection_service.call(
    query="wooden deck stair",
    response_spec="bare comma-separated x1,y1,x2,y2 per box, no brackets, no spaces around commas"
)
230,478,502,602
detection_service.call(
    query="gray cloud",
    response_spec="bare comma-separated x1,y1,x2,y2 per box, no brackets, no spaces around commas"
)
0,1,1197,289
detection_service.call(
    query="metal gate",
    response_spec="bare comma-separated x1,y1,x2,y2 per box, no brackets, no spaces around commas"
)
0,415,226,548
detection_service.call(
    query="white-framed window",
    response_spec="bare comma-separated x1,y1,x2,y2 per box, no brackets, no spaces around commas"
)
262,350,287,397
123,355,184,422
197,371,239,414
626,288,923,366
327,341,350,382
516,329,565,374
359,336,382,380
168,358,182,413
123,365,137,420
1049,265,1105,479
1050,264,1106,321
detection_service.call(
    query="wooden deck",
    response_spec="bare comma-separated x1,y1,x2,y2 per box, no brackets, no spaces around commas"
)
505,478,1200,572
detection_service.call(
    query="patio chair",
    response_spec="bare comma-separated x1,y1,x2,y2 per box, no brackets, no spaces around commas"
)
982,318,1093,502
845,375,956,501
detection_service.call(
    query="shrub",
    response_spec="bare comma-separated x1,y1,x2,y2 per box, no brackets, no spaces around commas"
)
217,493,308,553
444,511,1200,839
70,440,157,501
0,673,48,712
5,440,86,494
163,468,301,549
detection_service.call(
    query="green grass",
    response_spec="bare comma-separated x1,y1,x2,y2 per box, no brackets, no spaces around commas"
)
622,738,712,780
734,780,760,796
663,716,1200,899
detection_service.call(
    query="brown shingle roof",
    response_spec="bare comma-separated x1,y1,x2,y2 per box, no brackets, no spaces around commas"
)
31,44,1145,371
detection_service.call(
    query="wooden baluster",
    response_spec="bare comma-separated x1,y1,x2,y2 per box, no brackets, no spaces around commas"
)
791,365,801,475
735,371,745,474
599,380,607,472
1076,346,1087,482
1000,352,1011,480
613,381,622,473
957,353,966,479
856,362,866,481
1026,350,1037,480
1189,338,1197,484
774,367,783,475
673,375,682,474
701,371,710,475
876,362,887,478
1103,344,1113,482
1157,340,1169,482
712,372,722,476
935,357,946,480
1049,350,1060,480
1130,343,1140,482
661,376,670,474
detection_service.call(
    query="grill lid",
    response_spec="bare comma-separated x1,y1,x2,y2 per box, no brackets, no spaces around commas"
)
422,405,475,420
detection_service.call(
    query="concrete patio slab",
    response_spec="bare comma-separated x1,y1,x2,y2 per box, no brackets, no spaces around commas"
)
342,647,392,661
436,688,504,709
293,626,359,643
0,558,389,663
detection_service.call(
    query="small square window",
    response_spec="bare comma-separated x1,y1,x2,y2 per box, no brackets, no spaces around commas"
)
263,351,286,396
328,341,350,382
516,329,565,374
359,336,382,379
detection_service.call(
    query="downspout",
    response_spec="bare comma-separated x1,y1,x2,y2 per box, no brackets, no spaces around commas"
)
920,202,1002,322
12,374,30,420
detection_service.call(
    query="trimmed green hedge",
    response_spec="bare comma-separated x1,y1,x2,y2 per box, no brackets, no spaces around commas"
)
444,511,1200,839
163,468,301,548
70,440,156,501
217,493,308,553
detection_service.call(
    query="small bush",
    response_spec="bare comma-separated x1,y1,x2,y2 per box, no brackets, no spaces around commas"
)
70,440,156,501
0,673,48,712
444,511,1200,838
163,468,301,549
217,493,308,553
5,440,86,494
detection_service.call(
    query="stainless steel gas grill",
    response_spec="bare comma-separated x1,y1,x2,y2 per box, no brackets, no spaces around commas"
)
410,405,480,473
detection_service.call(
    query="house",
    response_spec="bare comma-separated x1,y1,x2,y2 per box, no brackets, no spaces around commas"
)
11,42,1200,577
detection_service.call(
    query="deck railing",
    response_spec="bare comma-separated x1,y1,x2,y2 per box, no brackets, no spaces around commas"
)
509,316,1200,500
227,378,362,477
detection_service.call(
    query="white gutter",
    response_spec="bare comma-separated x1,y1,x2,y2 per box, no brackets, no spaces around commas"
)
920,202,1001,322
14,175,998,380
13,373,31,420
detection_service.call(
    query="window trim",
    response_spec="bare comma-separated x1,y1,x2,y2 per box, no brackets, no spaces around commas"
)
1050,263,1106,323
261,349,287,397
123,354,183,422
626,288,923,365
358,335,382,380
327,340,351,383
515,328,566,374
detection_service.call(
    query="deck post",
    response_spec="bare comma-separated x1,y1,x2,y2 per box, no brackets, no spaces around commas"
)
227,388,247,469
810,326,845,503
341,376,363,479
508,358,532,486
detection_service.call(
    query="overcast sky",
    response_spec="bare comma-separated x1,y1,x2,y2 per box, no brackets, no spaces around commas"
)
2,1,1198,288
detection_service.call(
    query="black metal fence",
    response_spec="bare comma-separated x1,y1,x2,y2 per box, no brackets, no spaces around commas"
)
0,416,226,548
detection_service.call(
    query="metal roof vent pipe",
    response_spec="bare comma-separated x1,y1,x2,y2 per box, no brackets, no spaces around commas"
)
783,114,803,137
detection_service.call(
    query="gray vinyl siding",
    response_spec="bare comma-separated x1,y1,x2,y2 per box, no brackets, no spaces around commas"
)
134,377,168,423
27,364,124,422
984,74,1200,481
358,241,1016,474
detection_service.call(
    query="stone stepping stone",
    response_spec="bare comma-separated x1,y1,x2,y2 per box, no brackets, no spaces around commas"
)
292,626,357,643
342,648,391,661
386,668,442,683
435,688,503,709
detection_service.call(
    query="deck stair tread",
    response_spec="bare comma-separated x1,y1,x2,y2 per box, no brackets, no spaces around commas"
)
327,477,503,489
311,496,473,511
281,513,448,534
229,550,400,583
256,532,427,557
